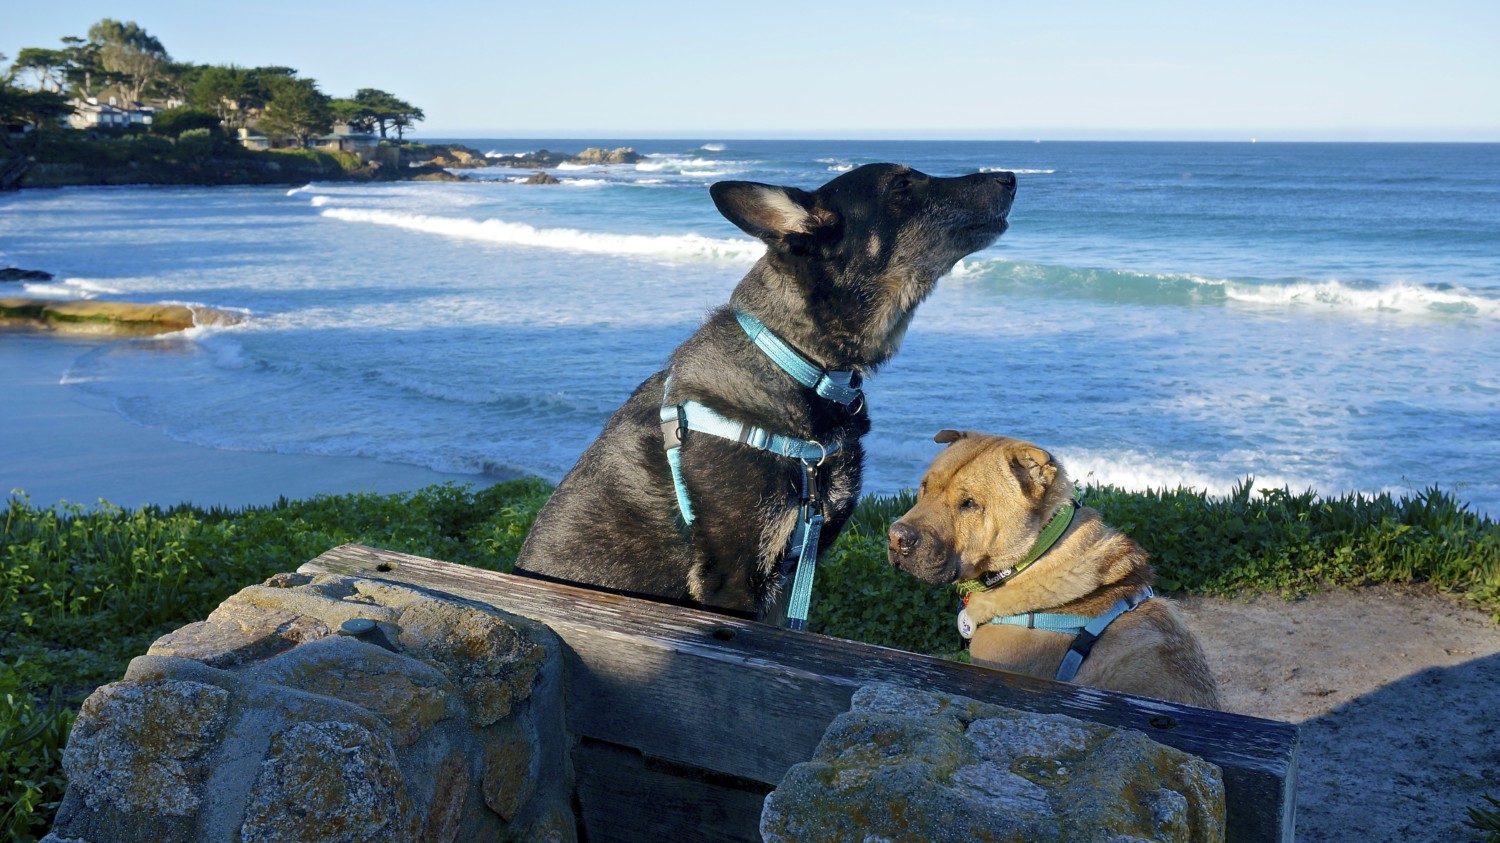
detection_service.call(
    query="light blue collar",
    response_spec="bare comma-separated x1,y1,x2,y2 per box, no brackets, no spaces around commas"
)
734,310,864,411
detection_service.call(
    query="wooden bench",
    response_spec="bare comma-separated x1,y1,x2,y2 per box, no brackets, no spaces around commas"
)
302,544,1297,842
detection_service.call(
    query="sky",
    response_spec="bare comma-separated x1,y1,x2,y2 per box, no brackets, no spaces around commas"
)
5,1,1499,141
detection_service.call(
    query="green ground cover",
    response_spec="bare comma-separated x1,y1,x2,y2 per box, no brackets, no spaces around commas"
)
2,478,1496,841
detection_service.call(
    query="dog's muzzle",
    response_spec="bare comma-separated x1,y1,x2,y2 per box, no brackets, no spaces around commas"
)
887,522,956,584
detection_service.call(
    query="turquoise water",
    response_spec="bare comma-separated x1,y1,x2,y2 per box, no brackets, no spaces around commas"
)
2,140,1497,513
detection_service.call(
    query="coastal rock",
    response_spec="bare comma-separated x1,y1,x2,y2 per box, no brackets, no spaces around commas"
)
487,147,645,169
487,149,574,169
407,166,467,182
405,144,492,169
48,573,575,843
523,172,560,185
760,684,1226,843
0,267,53,282
0,297,242,336
571,146,645,165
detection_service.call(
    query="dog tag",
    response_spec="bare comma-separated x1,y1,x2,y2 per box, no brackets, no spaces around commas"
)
956,608,976,640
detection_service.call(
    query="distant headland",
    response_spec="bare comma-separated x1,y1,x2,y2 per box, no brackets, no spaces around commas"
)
1,17,645,190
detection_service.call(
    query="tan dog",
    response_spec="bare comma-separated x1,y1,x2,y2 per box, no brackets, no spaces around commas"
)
887,430,1221,709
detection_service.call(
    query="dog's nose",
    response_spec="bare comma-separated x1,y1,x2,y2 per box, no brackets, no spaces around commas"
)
992,170,1017,188
888,522,921,559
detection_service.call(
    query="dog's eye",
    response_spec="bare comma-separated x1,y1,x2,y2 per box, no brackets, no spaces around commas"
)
959,497,980,512
892,175,912,191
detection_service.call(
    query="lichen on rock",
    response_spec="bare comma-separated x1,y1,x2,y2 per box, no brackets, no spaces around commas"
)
63,679,231,817
761,684,1226,843
239,720,418,843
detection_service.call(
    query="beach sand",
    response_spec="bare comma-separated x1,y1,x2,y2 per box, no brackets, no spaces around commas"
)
1,332,492,511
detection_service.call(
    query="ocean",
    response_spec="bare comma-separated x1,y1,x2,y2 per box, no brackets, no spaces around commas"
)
3,140,1497,516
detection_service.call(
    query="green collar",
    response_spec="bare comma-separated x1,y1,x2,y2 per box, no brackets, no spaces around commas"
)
956,499,1078,595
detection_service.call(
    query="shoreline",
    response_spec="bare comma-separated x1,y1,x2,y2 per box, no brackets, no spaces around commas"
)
1,332,498,511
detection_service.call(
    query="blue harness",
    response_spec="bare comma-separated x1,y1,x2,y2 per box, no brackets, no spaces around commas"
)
659,310,863,631
959,586,1156,682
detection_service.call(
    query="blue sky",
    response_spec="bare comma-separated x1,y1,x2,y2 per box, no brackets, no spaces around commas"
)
7,1,1498,140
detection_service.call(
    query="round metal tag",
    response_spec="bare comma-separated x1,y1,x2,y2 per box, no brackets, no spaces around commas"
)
957,608,976,640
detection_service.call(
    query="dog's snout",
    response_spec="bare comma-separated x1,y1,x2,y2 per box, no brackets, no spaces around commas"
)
888,522,921,559
992,170,1017,188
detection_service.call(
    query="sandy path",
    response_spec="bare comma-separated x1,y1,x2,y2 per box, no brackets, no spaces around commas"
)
1176,587,1500,841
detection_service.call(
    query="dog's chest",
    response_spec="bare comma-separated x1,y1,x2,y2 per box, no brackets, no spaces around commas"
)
969,624,1073,678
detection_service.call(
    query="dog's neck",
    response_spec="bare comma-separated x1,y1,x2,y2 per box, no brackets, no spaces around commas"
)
971,507,1155,618
733,309,863,411
963,499,1078,591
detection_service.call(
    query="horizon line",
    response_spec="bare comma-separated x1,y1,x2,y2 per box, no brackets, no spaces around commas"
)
414,129,1500,144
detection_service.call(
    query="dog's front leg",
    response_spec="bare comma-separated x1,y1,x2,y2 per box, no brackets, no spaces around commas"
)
686,547,760,616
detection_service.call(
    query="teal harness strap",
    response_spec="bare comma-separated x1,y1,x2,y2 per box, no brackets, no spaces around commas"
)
958,586,1156,682
659,378,839,631
734,310,863,409
656,311,863,631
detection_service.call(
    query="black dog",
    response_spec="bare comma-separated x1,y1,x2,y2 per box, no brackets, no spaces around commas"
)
515,163,1016,623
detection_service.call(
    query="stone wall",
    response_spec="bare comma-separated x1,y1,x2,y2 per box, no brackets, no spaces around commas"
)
761,685,1226,843
45,572,1226,842
44,573,575,843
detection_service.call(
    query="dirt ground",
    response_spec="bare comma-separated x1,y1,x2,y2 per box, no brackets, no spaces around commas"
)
1174,586,1500,841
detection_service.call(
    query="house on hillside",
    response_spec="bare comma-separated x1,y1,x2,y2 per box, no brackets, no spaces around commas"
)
239,121,382,162
237,128,273,151
310,121,381,161
67,97,157,131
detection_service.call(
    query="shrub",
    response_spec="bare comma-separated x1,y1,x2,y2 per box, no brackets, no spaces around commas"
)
174,128,215,163
151,107,223,138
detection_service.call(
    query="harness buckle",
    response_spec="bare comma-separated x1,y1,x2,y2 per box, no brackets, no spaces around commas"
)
801,460,821,508
660,406,686,449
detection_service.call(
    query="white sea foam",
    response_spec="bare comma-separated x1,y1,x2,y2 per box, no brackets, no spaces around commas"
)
1059,448,1305,499
1222,278,1500,320
24,277,124,298
700,143,726,152
308,195,332,207
18,283,87,299
320,207,763,262
981,167,1055,175
636,156,748,174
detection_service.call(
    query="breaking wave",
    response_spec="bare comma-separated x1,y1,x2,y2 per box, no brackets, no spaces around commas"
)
320,207,763,262
952,259,1500,320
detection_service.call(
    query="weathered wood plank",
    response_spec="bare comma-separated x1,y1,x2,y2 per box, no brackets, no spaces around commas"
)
300,543,1297,842
574,739,768,843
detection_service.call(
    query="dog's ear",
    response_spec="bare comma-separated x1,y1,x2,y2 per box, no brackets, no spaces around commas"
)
711,181,826,243
1010,445,1058,498
933,429,967,445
